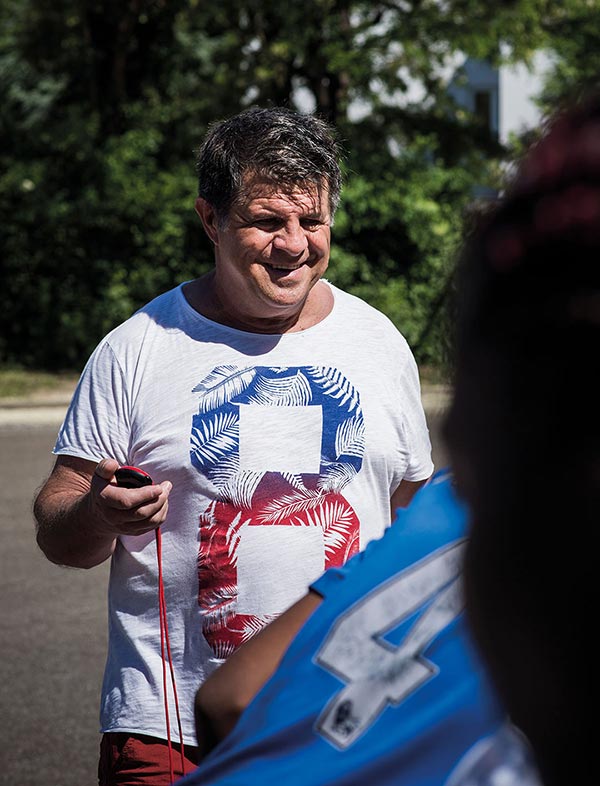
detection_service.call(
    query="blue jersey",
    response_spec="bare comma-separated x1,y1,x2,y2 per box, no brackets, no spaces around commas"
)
179,472,526,785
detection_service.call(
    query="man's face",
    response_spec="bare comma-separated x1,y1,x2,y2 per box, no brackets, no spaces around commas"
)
199,178,331,328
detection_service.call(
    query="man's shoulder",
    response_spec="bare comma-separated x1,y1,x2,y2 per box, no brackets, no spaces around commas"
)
129,284,183,324
330,282,395,323
328,282,409,343
102,285,184,346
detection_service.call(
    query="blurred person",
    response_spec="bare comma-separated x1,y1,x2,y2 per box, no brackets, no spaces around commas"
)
180,469,540,786
33,106,433,785
444,93,599,786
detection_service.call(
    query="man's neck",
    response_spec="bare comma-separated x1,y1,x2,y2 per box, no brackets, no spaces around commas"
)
182,273,333,334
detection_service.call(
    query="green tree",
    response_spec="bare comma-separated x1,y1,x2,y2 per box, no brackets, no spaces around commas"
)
0,0,220,367
0,0,587,370
537,0,600,109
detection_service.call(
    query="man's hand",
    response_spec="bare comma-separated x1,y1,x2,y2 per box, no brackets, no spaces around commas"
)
34,455,172,569
91,458,172,539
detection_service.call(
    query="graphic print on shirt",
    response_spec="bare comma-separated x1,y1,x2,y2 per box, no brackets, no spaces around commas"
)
315,540,465,749
191,365,365,659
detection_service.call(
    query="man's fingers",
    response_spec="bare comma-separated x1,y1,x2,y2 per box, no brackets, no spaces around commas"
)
89,462,173,536
95,457,120,480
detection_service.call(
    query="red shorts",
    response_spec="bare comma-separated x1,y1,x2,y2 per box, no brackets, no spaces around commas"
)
98,732,198,786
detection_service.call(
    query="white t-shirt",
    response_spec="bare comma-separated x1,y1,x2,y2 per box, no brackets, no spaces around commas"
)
54,281,434,745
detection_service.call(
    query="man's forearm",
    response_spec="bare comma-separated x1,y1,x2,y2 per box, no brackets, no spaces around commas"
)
34,455,172,570
195,591,322,759
34,487,116,569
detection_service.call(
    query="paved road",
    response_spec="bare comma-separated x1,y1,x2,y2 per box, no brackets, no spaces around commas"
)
0,417,109,786
0,406,449,786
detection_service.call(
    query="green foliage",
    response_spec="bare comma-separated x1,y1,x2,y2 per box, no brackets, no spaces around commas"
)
536,1,600,109
329,134,475,363
0,0,220,369
0,0,588,371
0,106,214,367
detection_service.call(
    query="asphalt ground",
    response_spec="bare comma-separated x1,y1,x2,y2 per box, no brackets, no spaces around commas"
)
0,391,449,786
0,417,109,786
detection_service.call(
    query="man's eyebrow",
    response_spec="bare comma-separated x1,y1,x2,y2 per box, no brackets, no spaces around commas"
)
249,207,327,219
300,205,329,219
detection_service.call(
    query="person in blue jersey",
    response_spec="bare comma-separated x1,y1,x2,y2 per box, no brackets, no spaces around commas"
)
177,470,540,786
443,92,599,786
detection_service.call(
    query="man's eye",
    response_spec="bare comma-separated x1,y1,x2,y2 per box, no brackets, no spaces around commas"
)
301,219,323,229
253,218,280,229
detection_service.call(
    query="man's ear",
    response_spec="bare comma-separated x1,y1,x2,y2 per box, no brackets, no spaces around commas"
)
195,197,220,245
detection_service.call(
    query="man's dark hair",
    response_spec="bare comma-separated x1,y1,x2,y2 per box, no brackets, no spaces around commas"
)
195,107,343,225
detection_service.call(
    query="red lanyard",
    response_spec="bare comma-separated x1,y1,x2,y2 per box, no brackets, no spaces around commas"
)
114,466,187,782
156,527,186,784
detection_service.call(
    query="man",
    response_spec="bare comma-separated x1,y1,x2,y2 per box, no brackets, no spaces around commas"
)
34,107,433,785
180,471,540,786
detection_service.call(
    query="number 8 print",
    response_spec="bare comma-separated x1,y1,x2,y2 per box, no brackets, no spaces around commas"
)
191,364,366,658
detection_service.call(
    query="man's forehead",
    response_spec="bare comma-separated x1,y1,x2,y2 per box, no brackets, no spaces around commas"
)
238,176,329,213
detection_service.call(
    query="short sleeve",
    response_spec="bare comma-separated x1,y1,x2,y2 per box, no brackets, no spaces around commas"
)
397,350,435,482
53,339,131,465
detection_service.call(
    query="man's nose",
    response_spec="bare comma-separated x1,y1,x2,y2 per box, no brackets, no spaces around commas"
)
272,221,308,256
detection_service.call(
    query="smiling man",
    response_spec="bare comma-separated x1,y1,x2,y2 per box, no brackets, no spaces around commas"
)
34,107,434,785
187,179,332,333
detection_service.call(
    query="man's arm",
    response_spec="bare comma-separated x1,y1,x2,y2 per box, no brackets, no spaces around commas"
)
390,477,429,518
34,455,172,569
195,590,322,759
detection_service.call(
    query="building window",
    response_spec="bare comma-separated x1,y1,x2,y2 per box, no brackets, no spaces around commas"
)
474,90,492,130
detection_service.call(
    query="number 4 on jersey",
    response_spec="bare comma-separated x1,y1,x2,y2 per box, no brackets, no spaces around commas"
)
315,540,466,749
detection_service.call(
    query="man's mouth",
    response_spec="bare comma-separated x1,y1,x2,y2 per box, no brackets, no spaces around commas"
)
264,262,304,272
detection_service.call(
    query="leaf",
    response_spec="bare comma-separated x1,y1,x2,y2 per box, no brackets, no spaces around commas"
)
223,510,244,550
280,471,308,492
306,366,361,412
208,453,240,488
190,410,239,466
225,513,252,567
317,462,358,492
217,471,264,508
246,370,313,406
304,499,356,558
193,365,257,412
210,640,236,660
198,502,221,565
257,489,325,524
239,614,277,643
199,584,237,627
343,531,360,563
199,514,223,564
335,414,366,458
